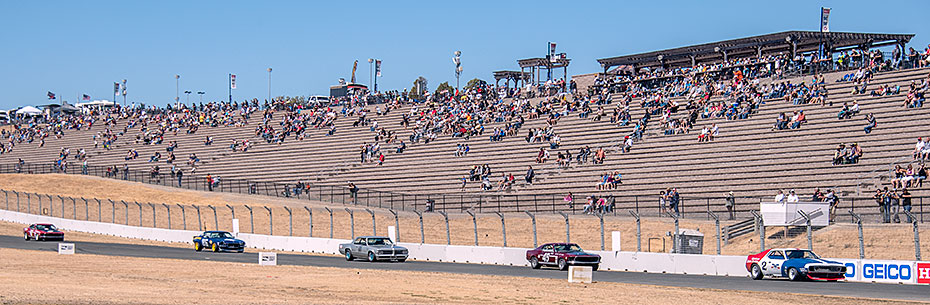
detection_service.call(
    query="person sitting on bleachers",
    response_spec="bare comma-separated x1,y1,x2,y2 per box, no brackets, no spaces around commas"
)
847,143,862,164
148,152,161,162
204,136,213,145
790,110,806,129
863,113,877,134
773,112,789,130
833,144,849,165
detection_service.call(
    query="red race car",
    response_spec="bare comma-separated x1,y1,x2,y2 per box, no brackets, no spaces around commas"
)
526,242,601,271
23,223,65,241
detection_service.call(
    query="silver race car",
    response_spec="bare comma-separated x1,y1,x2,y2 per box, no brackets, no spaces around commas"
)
339,236,408,262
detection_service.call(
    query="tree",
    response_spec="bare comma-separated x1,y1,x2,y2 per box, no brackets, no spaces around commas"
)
435,82,455,96
464,78,487,91
409,76,428,100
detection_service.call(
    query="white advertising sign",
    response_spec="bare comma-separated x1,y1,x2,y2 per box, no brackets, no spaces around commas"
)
58,243,75,255
259,252,277,266
760,202,829,226
568,266,593,283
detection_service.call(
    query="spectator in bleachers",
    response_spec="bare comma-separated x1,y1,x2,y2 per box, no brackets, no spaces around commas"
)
774,190,786,203
786,190,799,203
525,166,535,185
725,191,735,220
789,110,806,129
863,113,877,134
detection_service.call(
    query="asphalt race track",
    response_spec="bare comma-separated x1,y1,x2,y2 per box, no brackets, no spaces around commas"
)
2,235,928,302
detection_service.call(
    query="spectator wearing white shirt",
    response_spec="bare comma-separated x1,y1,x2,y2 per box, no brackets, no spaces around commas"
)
774,190,786,203
786,190,799,203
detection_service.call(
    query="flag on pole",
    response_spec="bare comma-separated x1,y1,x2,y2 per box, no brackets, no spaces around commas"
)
821,7,831,32
82,94,91,101
122,80,127,96
230,74,237,89
376,60,382,77
47,91,56,100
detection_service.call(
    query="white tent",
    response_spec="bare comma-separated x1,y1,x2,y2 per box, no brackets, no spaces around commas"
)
76,100,116,108
15,106,42,116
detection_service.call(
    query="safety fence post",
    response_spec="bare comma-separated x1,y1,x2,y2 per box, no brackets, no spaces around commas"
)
304,207,313,237
666,210,679,253
389,210,399,242
82,198,88,221
71,198,77,220
177,204,187,230
364,208,376,236
263,206,273,236
904,211,921,261
558,211,570,243
162,204,171,229
244,205,253,233
630,211,641,252
495,212,506,247
226,204,236,222
751,210,764,252
194,205,202,231
466,210,478,246
438,211,450,245
414,210,424,243
849,211,864,259
708,211,720,255
345,208,354,239
149,203,155,228
525,211,537,248
283,206,292,236
134,201,142,226
324,207,333,238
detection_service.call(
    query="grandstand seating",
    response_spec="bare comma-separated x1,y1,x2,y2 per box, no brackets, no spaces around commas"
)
2,67,929,212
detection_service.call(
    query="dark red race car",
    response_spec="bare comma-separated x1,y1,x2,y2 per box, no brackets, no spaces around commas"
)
526,242,601,271
23,223,65,241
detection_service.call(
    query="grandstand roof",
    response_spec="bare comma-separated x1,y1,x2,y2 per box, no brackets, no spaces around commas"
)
597,31,914,71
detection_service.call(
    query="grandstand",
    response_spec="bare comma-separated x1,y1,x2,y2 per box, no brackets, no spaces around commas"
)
1,30,928,219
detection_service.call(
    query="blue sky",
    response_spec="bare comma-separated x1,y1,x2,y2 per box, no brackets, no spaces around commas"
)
1,1,928,109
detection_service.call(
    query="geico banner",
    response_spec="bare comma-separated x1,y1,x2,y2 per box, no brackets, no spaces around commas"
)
839,259,916,284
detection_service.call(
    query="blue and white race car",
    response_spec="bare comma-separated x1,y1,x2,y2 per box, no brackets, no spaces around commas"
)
746,248,846,281
193,231,245,253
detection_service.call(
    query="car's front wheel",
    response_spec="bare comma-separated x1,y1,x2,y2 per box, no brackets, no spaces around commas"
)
530,257,541,269
23,233,29,241
368,252,376,262
750,264,763,280
194,242,203,251
212,244,220,252
787,267,801,281
558,259,568,271
592,264,599,271
345,250,353,261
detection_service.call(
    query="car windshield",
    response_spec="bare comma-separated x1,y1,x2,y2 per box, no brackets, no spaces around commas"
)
785,250,820,259
35,224,56,231
218,232,234,239
367,238,393,246
554,244,583,252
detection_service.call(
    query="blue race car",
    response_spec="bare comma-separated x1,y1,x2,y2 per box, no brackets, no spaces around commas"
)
193,231,245,253
746,248,846,281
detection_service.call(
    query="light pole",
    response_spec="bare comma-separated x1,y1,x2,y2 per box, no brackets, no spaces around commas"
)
453,51,462,94
122,79,127,106
368,58,373,92
174,75,180,109
184,90,192,105
197,91,205,104
267,67,272,102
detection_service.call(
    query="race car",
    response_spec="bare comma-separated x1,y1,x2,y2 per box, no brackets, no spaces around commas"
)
339,236,408,262
23,223,65,241
526,243,601,271
193,231,245,253
746,248,846,281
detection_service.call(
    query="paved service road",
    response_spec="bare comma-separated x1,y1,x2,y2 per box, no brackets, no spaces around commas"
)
2,235,928,302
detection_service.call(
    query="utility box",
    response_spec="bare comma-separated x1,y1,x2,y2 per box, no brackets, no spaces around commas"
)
675,229,704,254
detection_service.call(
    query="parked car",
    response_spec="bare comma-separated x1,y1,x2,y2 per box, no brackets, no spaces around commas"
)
526,243,601,271
193,231,245,253
339,236,407,262
23,223,64,241
746,248,846,281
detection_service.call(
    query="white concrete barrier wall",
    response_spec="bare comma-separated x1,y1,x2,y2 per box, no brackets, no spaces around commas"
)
1,209,925,284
